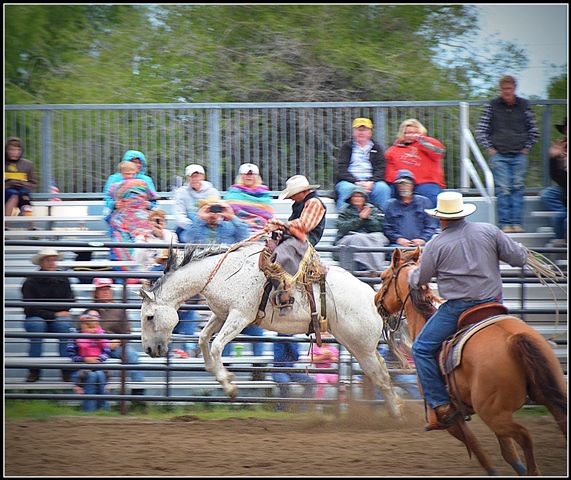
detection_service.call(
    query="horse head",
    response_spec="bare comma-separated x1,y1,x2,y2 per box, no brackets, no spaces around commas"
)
376,247,421,316
139,287,180,357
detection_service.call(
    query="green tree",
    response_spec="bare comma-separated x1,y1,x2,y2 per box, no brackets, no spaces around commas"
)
5,4,532,105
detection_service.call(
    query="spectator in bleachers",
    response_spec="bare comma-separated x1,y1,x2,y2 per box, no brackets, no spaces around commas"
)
272,334,315,412
309,332,340,402
476,74,539,233
334,117,391,212
67,309,111,412
384,170,438,248
105,160,157,282
334,184,388,275
22,248,75,383
103,150,157,213
223,163,275,234
173,164,221,240
92,278,146,394
540,117,567,247
134,209,178,270
5,136,37,217
179,198,250,244
384,119,446,208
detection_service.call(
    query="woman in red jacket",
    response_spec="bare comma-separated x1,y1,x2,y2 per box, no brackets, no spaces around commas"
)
384,119,446,208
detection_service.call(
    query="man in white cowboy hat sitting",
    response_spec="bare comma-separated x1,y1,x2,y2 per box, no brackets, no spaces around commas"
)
407,191,528,431
21,248,76,382
264,175,326,315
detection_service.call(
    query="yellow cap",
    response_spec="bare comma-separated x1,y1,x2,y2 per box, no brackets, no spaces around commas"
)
352,118,373,129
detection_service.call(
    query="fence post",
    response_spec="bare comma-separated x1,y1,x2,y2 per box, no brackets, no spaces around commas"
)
208,108,222,190
40,111,53,194
459,102,470,192
541,105,552,189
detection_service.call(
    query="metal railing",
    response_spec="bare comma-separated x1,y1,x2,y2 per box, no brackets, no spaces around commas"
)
5,100,567,195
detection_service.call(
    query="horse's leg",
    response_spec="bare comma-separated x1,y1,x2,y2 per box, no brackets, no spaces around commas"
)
446,422,499,476
496,436,526,476
198,313,224,373
351,347,403,419
480,411,540,476
209,309,253,398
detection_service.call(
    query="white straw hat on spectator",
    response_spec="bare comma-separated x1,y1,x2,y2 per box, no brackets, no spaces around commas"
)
278,175,320,200
31,248,63,265
93,277,114,288
425,191,477,219
238,163,259,175
185,164,205,176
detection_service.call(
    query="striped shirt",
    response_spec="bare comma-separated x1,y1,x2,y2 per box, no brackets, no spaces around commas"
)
286,198,326,242
476,97,539,152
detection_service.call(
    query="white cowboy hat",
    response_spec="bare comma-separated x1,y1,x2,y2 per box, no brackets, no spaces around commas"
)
32,248,64,265
424,191,477,219
278,175,320,200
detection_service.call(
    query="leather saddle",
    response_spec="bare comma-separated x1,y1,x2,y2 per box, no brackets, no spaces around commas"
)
456,302,509,330
256,238,328,345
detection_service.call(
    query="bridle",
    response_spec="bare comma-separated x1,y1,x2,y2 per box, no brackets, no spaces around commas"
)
377,261,417,333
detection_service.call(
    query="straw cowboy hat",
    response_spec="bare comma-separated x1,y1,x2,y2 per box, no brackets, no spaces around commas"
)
424,191,477,219
32,248,64,265
278,175,320,200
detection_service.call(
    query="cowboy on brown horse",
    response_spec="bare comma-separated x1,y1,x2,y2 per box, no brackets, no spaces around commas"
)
407,191,528,430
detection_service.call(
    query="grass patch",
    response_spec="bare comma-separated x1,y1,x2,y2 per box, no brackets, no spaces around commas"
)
5,400,313,421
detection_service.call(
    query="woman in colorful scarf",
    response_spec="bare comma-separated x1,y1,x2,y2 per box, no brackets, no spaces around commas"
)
223,163,274,234
105,161,157,279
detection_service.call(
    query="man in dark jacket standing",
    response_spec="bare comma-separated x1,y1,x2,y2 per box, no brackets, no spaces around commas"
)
476,75,539,233
22,248,75,382
334,117,391,212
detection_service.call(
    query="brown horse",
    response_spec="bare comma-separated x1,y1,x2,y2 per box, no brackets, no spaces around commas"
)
375,247,567,476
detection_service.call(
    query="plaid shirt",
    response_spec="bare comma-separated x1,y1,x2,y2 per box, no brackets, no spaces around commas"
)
286,198,326,242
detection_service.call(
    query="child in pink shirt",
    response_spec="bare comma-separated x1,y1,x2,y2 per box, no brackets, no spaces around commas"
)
310,334,340,399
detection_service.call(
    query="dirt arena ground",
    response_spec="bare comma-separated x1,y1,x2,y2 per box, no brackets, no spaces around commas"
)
5,404,568,477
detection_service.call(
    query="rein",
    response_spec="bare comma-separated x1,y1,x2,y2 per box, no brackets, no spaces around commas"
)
378,261,416,333
199,231,268,294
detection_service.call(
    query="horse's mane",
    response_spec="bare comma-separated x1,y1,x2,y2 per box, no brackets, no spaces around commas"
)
409,287,437,320
397,249,437,320
149,244,230,292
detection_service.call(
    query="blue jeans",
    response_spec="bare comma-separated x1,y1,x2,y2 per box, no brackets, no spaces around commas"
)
273,372,316,410
540,186,567,239
490,153,528,228
172,308,197,354
335,180,392,211
24,316,73,358
414,183,442,209
108,343,145,383
223,324,265,357
411,296,497,408
74,370,108,412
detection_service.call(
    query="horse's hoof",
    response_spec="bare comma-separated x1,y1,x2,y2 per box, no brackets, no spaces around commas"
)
226,385,238,399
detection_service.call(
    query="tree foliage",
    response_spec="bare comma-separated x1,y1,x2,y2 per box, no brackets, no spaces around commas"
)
5,4,559,105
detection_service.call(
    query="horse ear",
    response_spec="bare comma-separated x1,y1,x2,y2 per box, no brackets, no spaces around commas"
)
391,248,401,268
139,288,156,302
412,246,421,262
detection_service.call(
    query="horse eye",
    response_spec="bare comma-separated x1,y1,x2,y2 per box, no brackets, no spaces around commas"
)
146,315,154,323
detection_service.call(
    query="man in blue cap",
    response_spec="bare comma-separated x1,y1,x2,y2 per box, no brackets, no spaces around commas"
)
384,170,438,248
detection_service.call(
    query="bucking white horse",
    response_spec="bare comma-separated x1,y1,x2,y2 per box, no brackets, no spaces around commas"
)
139,243,403,419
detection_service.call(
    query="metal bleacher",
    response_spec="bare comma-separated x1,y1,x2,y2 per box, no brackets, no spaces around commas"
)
4,193,568,402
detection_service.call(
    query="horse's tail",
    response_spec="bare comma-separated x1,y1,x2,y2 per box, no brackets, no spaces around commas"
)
509,332,567,436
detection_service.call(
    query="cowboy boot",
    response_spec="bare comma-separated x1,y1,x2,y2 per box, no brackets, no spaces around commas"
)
424,403,461,431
